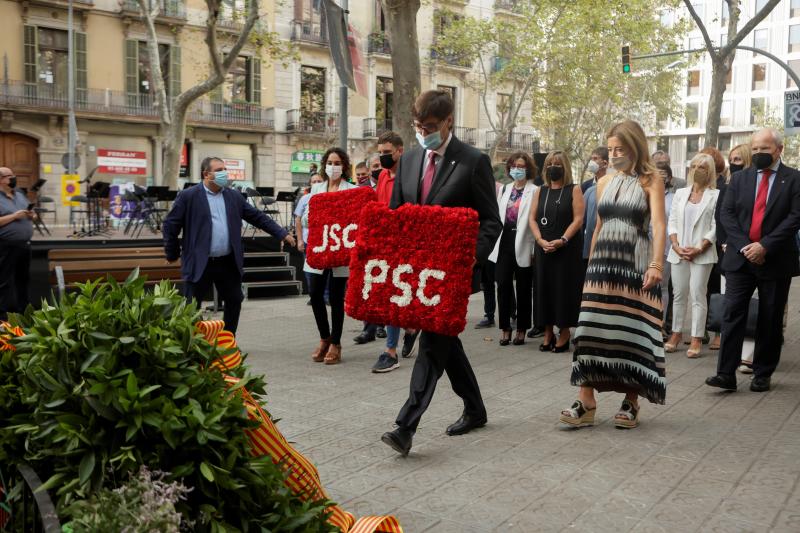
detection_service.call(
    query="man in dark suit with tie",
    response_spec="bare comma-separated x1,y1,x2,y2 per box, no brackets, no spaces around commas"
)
706,128,800,393
163,156,295,334
381,90,502,456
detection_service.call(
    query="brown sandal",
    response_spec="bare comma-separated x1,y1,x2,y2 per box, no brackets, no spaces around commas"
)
324,344,342,365
312,338,332,362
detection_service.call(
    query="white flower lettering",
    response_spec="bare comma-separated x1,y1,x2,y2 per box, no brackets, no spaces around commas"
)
362,259,389,300
417,269,445,306
389,264,413,307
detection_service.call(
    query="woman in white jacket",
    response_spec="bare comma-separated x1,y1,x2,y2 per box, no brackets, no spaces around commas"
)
488,152,538,345
665,153,719,357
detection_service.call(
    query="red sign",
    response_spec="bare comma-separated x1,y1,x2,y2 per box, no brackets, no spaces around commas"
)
223,158,246,181
180,144,188,166
97,149,147,175
307,187,377,269
345,203,479,337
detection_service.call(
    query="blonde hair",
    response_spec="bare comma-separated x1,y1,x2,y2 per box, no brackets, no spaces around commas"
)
606,120,658,184
542,150,574,186
688,153,716,190
729,143,752,169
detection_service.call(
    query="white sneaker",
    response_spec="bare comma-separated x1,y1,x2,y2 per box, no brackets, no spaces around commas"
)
738,364,753,374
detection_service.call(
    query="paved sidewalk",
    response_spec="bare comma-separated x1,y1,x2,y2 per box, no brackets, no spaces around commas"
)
232,286,800,533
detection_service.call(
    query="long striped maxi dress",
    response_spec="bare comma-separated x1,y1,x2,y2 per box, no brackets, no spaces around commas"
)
572,172,667,404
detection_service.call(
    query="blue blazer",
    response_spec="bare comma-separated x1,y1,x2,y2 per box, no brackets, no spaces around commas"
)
163,184,288,283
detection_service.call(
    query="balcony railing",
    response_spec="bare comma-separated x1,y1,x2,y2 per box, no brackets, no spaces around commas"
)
362,117,393,138
454,126,477,146
0,80,274,128
485,131,539,153
287,109,338,134
121,0,187,20
291,19,328,44
495,0,521,12
430,48,472,69
367,32,391,55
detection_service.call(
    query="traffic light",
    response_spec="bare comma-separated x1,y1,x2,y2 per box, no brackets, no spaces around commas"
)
622,45,631,73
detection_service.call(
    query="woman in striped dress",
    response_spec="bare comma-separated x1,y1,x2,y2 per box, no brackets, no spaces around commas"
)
559,120,667,429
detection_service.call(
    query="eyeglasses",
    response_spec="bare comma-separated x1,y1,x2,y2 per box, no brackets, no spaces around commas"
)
412,121,442,135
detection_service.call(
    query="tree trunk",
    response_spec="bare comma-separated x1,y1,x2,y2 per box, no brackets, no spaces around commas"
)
162,114,187,189
704,55,732,148
381,0,421,148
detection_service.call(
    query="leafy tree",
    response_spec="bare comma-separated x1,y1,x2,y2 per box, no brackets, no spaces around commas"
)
435,0,688,171
134,0,291,188
683,0,781,148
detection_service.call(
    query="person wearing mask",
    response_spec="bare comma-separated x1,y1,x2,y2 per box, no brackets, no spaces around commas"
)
655,162,675,337
699,146,727,349
354,161,372,187
301,148,359,365
371,131,421,372
295,173,325,301
353,158,385,341
381,90,502,456
563,120,666,429
707,128,800,393
0,167,35,320
488,152,538,346
665,154,719,358
581,147,608,194
529,151,584,352
369,154,382,188
163,157,296,335
652,150,686,190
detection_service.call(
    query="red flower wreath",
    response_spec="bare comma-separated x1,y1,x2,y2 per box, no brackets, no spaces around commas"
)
306,187,377,269
345,202,479,337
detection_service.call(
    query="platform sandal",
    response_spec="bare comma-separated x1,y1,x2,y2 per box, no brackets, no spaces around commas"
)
614,399,639,429
559,400,596,428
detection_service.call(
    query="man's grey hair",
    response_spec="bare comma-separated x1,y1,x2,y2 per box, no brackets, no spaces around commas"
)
368,153,381,165
651,150,670,164
756,127,784,148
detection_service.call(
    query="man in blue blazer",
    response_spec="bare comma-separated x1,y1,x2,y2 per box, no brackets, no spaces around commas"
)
163,156,295,334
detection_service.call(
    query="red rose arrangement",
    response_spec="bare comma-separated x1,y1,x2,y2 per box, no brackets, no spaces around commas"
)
306,186,377,269
345,202,479,337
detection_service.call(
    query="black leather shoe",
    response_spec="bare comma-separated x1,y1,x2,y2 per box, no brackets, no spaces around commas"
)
353,332,376,344
527,326,544,338
376,326,387,338
475,317,495,329
705,374,737,391
446,413,487,436
381,428,413,456
750,376,771,392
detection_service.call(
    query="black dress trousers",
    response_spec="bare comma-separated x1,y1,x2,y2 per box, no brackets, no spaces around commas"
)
0,241,31,319
184,254,244,334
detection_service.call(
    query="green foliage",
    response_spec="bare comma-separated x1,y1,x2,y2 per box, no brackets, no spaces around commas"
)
0,274,335,532
64,466,190,533
435,0,690,167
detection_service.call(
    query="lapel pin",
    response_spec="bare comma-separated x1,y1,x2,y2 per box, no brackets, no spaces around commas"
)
450,160,455,166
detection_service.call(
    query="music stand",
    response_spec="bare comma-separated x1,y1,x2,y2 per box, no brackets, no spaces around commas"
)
275,191,297,231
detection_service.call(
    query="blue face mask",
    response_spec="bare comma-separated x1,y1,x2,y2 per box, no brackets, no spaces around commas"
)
509,168,526,181
212,170,229,188
416,130,443,151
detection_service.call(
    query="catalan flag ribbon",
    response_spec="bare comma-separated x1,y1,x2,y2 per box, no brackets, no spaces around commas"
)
0,322,23,528
196,321,402,533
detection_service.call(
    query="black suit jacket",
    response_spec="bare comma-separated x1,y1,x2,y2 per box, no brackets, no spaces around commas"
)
163,184,288,283
720,162,800,278
390,135,502,268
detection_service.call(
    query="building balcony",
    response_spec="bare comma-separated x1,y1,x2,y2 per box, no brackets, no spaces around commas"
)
120,0,187,22
286,109,338,135
291,19,328,45
485,131,539,153
454,126,477,146
21,0,94,11
0,80,274,130
492,56,510,73
362,117,393,138
494,0,522,13
367,32,391,55
430,48,472,70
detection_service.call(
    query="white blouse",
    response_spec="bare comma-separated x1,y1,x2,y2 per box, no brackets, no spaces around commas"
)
681,200,703,247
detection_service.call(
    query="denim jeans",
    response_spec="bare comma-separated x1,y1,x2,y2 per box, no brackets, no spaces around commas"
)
386,325,401,349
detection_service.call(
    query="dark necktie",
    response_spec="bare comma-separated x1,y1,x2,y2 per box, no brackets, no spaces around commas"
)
749,168,772,242
420,152,437,203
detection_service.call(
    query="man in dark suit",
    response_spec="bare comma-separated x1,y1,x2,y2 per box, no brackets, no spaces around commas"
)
163,156,295,334
706,128,800,393
381,90,502,456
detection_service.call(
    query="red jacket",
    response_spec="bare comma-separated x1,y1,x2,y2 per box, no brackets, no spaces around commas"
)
376,168,395,206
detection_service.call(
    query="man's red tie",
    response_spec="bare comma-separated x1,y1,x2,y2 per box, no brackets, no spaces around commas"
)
749,168,772,242
420,152,437,203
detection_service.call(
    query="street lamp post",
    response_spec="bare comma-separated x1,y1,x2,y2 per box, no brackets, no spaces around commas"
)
338,0,348,152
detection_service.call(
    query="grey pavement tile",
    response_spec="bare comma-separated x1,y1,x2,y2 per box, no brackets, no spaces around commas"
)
772,510,800,532
717,496,784,527
386,507,441,532
699,515,766,533
429,519,491,533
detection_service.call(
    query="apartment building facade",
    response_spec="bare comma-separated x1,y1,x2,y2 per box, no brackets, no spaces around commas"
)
656,0,800,176
0,0,536,218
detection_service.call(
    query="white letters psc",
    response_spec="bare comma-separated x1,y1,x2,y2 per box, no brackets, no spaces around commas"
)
362,259,446,307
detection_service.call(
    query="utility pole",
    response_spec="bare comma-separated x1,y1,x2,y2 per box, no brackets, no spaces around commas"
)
338,0,348,152
67,0,78,175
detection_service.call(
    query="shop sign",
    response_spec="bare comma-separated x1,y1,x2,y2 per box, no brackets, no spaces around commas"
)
291,150,324,173
223,158,246,181
97,149,147,175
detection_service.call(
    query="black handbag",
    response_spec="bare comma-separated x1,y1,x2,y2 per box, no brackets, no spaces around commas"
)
707,293,759,337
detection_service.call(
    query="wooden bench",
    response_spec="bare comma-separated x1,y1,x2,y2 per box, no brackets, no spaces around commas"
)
48,247,182,301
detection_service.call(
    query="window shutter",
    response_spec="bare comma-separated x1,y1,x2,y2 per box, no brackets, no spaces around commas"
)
125,39,139,106
169,44,181,99
75,32,87,104
249,57,261,105
23,25,38,98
